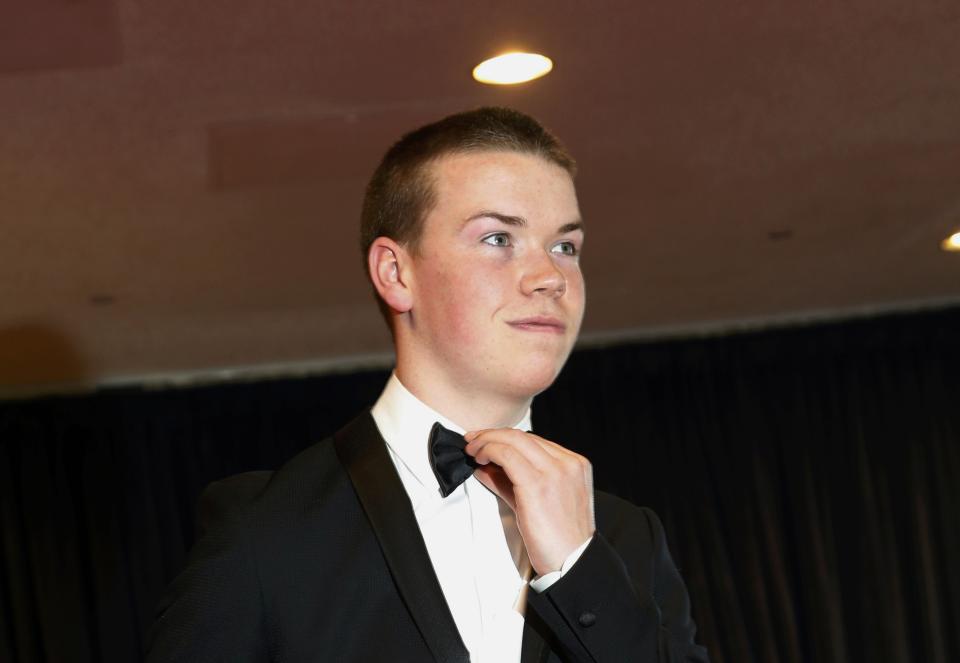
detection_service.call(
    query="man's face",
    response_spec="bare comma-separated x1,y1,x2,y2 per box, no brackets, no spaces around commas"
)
403,150,585,401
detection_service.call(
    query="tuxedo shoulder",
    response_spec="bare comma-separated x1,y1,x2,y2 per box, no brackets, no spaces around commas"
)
593,490,665,555
202,435,339,500
196,415,367,538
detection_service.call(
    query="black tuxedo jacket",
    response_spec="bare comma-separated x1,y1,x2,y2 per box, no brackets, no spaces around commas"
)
146,411,708,662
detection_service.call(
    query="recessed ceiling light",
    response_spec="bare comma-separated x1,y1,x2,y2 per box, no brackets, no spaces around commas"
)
472,52,553,85
942,231,960,252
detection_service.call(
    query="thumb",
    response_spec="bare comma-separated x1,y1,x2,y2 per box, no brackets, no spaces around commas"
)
475,466,516,510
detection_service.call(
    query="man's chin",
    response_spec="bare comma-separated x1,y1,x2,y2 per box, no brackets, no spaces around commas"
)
501,363,565,399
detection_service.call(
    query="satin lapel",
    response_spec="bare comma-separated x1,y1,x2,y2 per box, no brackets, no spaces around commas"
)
521,602,550,663
334,412,470,663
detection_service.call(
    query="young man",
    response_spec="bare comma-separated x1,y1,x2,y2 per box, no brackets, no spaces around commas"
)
147,108,708,662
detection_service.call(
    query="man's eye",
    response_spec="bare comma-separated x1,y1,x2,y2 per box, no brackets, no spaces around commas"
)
552,241,579,256
482,233,512,247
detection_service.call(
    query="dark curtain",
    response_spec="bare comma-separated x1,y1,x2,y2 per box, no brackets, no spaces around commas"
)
1,306,958,663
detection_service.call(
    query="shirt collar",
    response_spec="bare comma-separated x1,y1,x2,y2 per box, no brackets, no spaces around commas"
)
371,372,533,492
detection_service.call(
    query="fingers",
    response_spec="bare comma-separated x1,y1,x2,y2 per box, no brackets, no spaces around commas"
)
464,428,596,575
527,433,586,462
464,429,592,490
466,432,544,487
469,429,569,460
473,465,516,508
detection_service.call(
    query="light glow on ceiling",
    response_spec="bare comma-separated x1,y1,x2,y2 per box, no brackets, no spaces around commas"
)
942,231,960,252
472,52,553,85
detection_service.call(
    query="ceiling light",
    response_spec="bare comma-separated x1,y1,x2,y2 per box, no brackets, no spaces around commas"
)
942,232,960,252
472,52,553,85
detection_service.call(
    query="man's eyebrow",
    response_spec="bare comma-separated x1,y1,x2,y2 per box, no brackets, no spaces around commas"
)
558,221,585,235
463,211,527,227
463,211,585,234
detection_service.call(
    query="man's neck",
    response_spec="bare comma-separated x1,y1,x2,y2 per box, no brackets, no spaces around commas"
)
394,365,531,432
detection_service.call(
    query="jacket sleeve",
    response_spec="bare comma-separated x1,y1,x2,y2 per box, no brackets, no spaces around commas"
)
525,506,709,663
144,477,272,663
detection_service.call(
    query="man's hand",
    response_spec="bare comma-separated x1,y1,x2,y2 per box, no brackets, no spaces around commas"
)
464,429,596,576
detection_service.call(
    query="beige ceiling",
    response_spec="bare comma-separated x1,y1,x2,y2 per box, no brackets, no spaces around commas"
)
1,0,959,397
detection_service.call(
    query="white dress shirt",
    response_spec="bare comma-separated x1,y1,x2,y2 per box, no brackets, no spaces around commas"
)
371,374,589,663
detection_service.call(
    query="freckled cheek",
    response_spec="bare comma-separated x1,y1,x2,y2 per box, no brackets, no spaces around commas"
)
565,267,586,302
442,276,507,347
565,266,584,289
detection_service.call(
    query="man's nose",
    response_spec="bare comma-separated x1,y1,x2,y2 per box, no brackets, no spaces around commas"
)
520,251,566,297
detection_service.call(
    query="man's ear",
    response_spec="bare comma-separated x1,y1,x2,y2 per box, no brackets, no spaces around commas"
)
367,237,414,314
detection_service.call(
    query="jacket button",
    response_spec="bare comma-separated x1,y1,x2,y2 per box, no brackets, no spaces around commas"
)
578,612,597,627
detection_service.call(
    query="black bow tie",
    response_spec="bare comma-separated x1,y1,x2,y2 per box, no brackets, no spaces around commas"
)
428,422,477,498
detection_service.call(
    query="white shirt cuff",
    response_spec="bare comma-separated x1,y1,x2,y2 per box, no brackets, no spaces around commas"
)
528,536,593,593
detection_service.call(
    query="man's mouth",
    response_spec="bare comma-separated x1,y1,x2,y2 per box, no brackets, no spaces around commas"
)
506,316,566,333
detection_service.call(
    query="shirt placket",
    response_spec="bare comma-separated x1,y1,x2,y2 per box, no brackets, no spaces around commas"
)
466,479,527,663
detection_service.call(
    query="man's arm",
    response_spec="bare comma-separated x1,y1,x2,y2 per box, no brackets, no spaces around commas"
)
145,476,271,663
526,506,709,662
464,429,708,662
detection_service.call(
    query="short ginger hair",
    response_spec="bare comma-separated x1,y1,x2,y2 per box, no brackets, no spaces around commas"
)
360,107,577,264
